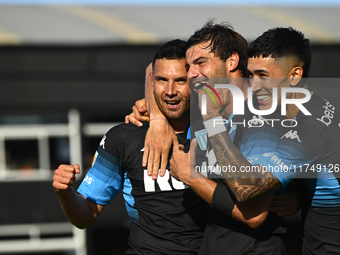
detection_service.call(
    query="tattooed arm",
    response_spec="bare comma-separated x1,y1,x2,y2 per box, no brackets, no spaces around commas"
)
209,131,282,202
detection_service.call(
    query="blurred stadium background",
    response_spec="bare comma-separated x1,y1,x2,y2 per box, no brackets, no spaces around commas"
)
0,0,339,254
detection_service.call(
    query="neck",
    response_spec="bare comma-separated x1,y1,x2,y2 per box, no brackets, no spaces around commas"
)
168,115,190,134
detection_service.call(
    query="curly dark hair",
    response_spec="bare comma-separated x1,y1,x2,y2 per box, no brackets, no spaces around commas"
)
186,20,249,77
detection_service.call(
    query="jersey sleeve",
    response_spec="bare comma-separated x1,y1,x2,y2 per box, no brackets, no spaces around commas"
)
77,127,125,205
249,126,323,187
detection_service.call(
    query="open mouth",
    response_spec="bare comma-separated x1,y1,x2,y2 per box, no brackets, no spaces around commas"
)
193,81,208,89
191,78,209,90
165,100,180,106
257,95,271,101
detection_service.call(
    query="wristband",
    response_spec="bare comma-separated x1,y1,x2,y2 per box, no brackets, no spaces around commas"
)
150,118,168,122
203,116,227,137
211,183,235,217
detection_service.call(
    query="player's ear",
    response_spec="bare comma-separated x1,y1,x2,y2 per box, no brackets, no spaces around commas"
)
289,66,303,87
226,52,239,72
149,71,155,91
149,71,153,82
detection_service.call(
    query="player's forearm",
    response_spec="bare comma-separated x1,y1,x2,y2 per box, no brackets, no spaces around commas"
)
55,187,100,229
187,174,269,228
233,192,273,228
145,64,165,119
208,131,280,202
185,173,217,204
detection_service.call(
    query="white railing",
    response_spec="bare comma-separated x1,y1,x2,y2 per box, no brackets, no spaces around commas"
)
0,109,82,181
82,122,121,137
0,109,86,254
0,109,122,254
0,223,86,255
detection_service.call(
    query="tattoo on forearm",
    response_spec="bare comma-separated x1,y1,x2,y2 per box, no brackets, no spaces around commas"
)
209,132,281,202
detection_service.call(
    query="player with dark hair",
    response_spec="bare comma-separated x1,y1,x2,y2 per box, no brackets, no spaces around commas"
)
191,27,340,255
185,20,249,78
247,27,311,79
171,21,288,255
52,39,208,254
128,21,297,254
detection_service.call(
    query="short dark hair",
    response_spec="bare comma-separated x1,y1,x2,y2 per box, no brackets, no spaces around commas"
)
186,20,249,77
152,39,187,69
247,27,311,78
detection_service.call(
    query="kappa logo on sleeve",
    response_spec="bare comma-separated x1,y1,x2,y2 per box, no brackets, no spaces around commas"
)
263,152,275,157
247,156,259,164
281,130,301,143
100,135,106,149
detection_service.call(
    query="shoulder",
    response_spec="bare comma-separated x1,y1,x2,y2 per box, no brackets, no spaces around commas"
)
106,122,149,138
100,122,148,155
294,94,340,143
302,93,340,128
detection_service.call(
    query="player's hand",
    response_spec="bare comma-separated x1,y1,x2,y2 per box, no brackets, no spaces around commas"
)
143,119,178,179
53,164,81,193
125,98,149,127
270,190,301,217
169,138,198,184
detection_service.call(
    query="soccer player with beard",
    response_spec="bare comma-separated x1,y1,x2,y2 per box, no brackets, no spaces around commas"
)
53,39,208,254
128,22,296,254
189,27,340,255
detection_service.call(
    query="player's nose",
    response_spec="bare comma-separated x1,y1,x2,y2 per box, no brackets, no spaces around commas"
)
187,65,200,79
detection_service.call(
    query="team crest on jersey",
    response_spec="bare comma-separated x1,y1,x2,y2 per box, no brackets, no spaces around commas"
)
100,135,106,149
195,129,207,150
281,130,301,143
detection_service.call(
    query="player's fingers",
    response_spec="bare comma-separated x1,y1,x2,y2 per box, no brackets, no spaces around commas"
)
147,149,155,177
135,98,146,112
190,139,198,164
143,146,149,168
172,133,179,146
190,138,198,150
56,164,75,175
138,104,147,114
58,170,75,181
125,114,131,124
159,153,169,177
126,113,143,127
73,164,80,174
132,104,149,122
152,150,161,180
131,106,143,127
53,171,74,190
